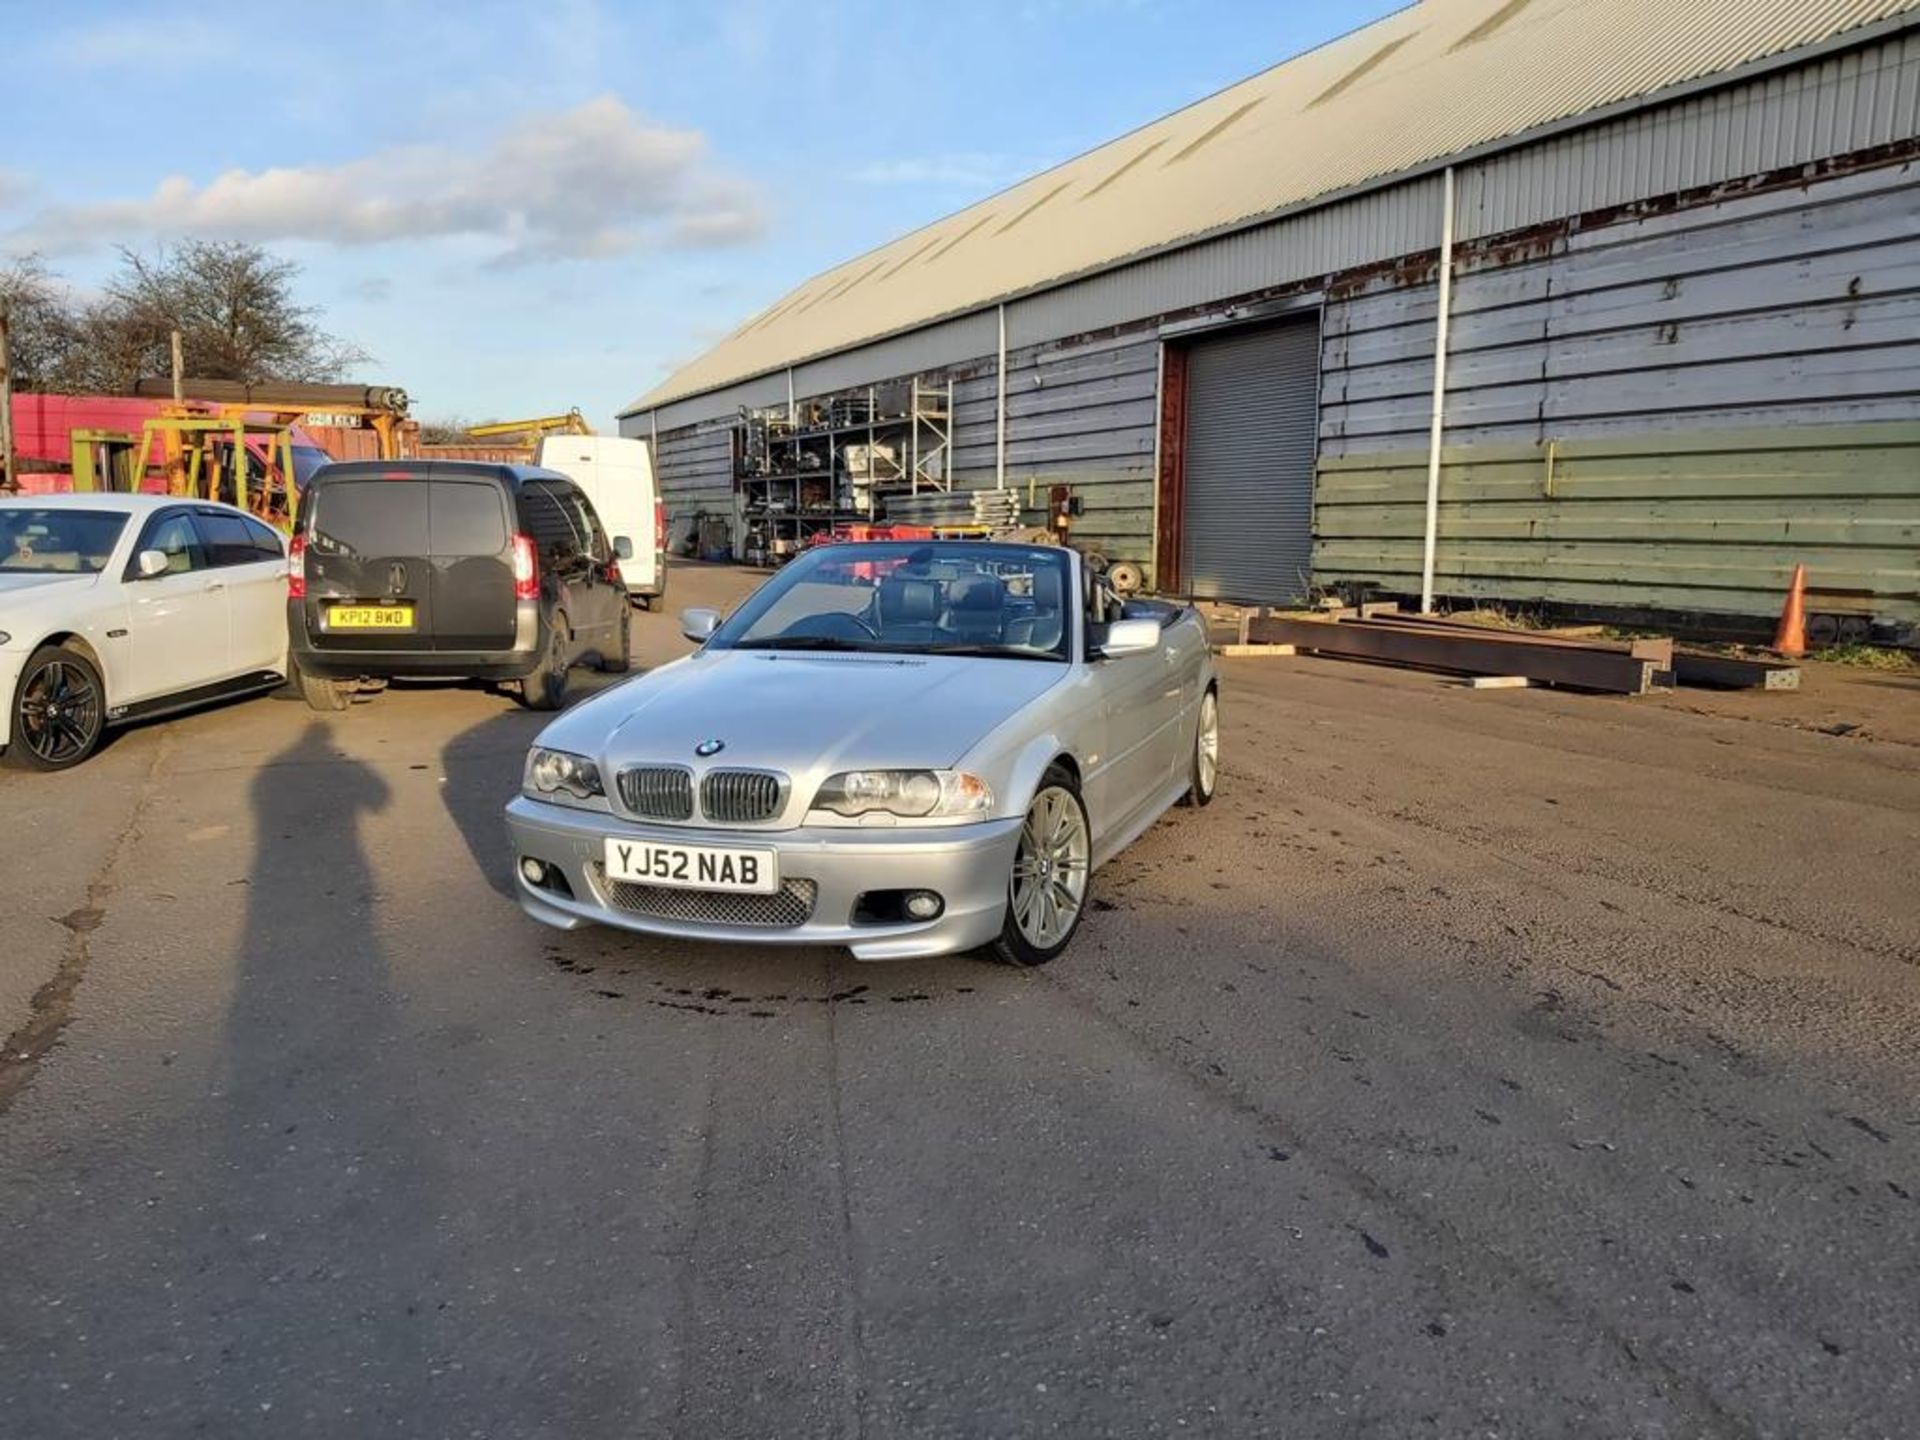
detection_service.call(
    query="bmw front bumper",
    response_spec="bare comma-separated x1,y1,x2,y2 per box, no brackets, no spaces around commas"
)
504,796,1022,960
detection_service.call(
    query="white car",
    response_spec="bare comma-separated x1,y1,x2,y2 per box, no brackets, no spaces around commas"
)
0,494,291,771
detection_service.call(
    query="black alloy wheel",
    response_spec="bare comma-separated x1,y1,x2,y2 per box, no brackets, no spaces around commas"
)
7,646,106,772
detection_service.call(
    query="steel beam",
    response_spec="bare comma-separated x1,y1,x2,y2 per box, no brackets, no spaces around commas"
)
1246,616,1662,694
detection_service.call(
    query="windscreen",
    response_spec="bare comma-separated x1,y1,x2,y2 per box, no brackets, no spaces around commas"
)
709,542,1072,661
291,445,332,491
0,508,129,574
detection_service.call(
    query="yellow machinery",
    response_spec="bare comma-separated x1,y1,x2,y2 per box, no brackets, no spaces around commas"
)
466,409,593,444
68,406,307,528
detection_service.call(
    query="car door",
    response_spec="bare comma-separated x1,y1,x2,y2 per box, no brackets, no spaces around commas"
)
193,508,288,675
562,485,624,641
121,508,232,702
1088,575,1184,832
519,479,598,651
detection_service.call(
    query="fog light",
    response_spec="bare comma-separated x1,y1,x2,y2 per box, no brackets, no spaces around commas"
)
904,890,944,920
519,857,547,886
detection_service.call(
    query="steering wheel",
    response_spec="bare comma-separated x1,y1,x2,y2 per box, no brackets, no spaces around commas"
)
779,611,878,641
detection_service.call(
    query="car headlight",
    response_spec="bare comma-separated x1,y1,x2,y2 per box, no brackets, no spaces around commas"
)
0,632,10,646
813,769,993,819
523,747,606,806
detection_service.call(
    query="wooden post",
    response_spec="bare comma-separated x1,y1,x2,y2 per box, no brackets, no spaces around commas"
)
170,329,185,405
0,306,15,493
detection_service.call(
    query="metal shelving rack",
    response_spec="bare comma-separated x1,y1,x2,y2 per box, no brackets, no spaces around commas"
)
734,376,953,567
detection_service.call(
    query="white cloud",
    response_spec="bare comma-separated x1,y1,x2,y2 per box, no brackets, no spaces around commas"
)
49,13,227,69
851,153,1026,187
5,96,766,264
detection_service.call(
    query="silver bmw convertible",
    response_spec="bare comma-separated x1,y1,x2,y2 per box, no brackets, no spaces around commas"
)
504,540,1218,964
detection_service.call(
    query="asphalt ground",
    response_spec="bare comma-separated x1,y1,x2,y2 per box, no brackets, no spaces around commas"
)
2,561,1916,1439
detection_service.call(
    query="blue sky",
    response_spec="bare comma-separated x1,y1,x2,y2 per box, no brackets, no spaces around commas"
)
0,0,1399,427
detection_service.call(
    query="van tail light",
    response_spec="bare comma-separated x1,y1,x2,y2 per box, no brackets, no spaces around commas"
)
654,500,666,554
512,533,539,600
287,533,307,599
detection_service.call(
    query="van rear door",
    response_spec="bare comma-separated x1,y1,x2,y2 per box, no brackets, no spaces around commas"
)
304,477,434,653
427,477,515,650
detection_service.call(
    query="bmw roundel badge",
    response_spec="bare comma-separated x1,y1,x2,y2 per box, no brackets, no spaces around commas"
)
695,738,726,757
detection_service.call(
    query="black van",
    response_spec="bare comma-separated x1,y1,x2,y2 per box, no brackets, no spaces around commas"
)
288,461,632,712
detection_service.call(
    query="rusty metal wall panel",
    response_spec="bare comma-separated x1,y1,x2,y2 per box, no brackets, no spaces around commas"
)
1003,177,1445,349
790,311,998,402
1314,155,1920,621
1320,156,1920,458
951,335,1162,564
1458,29,1920,238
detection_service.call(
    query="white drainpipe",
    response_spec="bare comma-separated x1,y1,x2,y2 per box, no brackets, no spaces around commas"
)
995,303,1008,489
1420,166,1456,614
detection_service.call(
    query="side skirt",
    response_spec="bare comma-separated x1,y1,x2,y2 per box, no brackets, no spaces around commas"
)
107,671,286,727
1091,775,1193,873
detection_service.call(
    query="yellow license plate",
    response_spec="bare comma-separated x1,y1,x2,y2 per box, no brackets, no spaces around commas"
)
327,604,414,630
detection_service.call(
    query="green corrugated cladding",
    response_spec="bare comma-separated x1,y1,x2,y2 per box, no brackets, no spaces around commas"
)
1313,422,1920,621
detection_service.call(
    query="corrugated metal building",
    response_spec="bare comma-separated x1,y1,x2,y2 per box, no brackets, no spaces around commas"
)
622,0,1920,628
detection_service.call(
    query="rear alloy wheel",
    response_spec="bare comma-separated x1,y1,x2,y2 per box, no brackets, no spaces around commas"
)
521,612,572,711
990,767,1092,967
6,646,106,772
1181,687,1218,807
601,604,632,673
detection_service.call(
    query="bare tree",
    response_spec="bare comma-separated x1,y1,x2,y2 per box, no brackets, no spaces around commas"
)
0,255,83,389
0,242,372,393
418,417,486,445
98,241,372,388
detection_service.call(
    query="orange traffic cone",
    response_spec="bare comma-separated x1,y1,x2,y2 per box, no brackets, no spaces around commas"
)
1772,563,1807,657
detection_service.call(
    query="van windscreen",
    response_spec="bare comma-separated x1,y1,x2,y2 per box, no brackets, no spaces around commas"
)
311,480,428,559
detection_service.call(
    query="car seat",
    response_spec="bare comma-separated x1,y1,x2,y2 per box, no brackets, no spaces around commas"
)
876,575,943,643
1003,565,1066,652
943,572,1006,643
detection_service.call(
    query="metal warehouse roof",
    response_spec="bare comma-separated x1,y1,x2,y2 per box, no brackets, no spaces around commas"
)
626,0,1920,416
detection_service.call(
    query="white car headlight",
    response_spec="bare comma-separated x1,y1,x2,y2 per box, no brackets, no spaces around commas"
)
814,769,993,819
523,747,607,807
0,632,10,647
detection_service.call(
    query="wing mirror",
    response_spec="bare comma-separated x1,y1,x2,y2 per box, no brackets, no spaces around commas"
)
135,549,170,579
612,535,635,560
1096,617,1162,658
680,607,722,643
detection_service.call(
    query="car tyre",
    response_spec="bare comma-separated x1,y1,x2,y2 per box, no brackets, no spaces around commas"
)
989,765,1092,968
1180,686,1218,808
294,659,353,713
521,611,572,711
5,644,106,772
601,605,632,674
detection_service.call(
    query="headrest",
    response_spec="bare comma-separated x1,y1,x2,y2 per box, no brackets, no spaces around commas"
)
1029,564,1063,610
949,572,1005,612
879,576,941,622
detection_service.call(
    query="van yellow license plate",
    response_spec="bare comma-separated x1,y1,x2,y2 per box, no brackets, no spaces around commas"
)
327,604,414,630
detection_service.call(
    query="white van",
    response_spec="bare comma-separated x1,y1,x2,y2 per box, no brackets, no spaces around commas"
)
534,435,666,607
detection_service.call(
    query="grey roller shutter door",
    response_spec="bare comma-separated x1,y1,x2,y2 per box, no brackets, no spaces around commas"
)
1181,318,1320,603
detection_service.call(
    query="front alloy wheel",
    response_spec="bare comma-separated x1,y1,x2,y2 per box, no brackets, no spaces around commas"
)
1182,687,1218,807
990,767,1091,967
7,645,106,772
